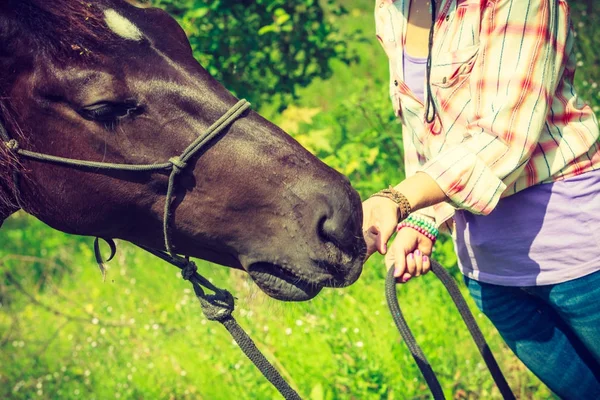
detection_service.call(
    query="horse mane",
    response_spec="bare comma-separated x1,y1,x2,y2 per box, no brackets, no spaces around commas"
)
0,0,137,211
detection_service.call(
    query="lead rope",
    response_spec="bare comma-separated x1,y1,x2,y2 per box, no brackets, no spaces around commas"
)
386,263,516,400
94,241,302,400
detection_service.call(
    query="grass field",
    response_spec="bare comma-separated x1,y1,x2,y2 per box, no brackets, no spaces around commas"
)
2,1,598,399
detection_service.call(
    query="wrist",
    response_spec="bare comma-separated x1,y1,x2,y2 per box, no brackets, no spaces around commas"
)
369,186,411,221
397,214,439,244
393,172,447,212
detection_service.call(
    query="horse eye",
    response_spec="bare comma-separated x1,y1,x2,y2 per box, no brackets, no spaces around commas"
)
79,101,141,123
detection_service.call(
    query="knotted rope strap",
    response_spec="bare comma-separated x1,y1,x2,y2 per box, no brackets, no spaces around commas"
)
385,263,515,400
1,99,251,255
137,245,302,400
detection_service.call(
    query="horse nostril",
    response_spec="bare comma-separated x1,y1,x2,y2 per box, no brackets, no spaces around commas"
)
317,207,356,250
312,178,364,255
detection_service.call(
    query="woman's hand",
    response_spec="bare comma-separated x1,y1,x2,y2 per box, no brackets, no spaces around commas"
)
362,196,400,260
385,227,433,283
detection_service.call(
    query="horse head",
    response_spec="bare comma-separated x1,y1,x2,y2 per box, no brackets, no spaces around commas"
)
0,0,366,301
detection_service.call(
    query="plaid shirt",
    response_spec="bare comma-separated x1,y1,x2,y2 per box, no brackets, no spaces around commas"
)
375,0,600,231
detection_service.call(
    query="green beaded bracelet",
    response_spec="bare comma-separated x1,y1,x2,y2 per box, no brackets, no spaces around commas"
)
405,214,439,238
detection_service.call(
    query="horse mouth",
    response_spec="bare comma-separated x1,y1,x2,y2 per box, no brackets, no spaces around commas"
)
247,262,323,301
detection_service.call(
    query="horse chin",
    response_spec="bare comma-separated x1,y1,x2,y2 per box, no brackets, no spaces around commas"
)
247,262,323,302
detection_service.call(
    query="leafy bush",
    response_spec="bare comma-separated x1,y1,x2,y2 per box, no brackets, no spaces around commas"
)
151,0,362,109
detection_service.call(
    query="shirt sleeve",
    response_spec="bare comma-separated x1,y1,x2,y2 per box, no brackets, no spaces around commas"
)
402,115,439,225
420,0,569,215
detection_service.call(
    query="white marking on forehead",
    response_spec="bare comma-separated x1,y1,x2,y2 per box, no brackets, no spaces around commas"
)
104,9,143,41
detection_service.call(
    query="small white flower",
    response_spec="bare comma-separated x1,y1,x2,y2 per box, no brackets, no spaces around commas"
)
285,328,293,335
92,318,99,325
355,341,364,348
295,320,303,326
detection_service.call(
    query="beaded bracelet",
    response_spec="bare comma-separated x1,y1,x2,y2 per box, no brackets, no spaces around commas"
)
406,213,439,237
397,214,439,244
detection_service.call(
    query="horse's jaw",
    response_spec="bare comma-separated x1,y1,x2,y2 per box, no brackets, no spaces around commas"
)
247,262,324,301
246,258,363,302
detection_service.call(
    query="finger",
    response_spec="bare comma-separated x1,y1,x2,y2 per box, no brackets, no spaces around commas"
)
422,254,431,275
413,249,423,276
363,229,378,259
399,272,412,284
376,220,397,255
405,252,416,276
364,225,389,256
386,247,407,278
384,244,395,271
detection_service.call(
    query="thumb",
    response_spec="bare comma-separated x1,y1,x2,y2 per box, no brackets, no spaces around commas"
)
376,221,397,255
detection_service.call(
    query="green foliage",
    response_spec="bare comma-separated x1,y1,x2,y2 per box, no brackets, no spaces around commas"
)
151,0,362,109
571,2,600,123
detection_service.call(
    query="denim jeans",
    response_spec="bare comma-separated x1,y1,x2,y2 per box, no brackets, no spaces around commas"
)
465,270,600,400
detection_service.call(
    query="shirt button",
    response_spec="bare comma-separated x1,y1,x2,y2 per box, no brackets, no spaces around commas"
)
394,80,399,86
442,77,447,84
379,2,384,7
445,15,450,21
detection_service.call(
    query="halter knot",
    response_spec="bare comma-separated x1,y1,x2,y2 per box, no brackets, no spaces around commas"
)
169,156,187,174
198,291,235,322
181,260,198,281
5,139,19,151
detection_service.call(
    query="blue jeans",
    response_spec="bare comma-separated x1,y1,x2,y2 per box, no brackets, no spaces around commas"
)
465,270,600,400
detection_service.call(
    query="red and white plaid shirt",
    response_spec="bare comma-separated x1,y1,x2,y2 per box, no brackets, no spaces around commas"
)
375,0,600,231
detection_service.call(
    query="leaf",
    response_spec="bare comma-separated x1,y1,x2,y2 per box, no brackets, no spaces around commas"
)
306,128,334,153
258,25,278,35
188,7,209,19
367,147,380,165
279,106,322,134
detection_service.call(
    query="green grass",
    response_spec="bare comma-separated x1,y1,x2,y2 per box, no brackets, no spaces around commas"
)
1,215,552,399
3,1,598,399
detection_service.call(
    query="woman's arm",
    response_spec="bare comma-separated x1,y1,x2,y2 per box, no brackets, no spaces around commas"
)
393,171,447,212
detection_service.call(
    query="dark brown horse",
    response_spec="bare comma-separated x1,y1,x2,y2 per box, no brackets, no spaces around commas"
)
0,0,366,301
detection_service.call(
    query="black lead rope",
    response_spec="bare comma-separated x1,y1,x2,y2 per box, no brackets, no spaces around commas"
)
94,239,513,400
385,263,516,400
134,244,302,400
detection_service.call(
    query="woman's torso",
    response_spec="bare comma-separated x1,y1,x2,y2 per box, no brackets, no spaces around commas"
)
375,0,600,226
